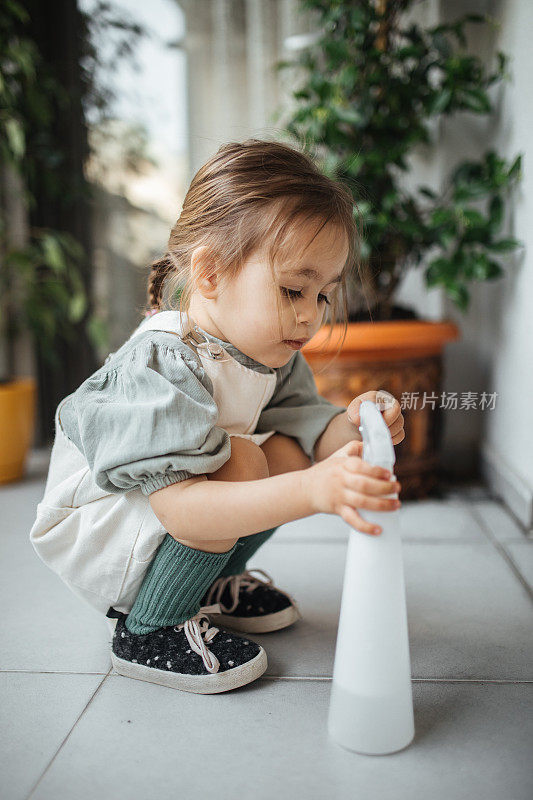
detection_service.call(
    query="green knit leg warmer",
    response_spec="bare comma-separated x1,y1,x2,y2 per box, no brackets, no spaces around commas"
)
217,527,279,577
125,534,240,634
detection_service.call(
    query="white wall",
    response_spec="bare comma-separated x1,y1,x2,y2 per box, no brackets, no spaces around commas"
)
437,0,533,528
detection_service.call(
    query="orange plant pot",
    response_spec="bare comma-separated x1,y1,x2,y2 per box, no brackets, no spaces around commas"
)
302,320,460,499
0,377,37,485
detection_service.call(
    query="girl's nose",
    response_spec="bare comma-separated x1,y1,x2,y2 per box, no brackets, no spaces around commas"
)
297,300,321,327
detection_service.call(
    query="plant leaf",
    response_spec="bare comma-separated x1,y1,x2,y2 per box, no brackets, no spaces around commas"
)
4,118,25,160
485,237,523,252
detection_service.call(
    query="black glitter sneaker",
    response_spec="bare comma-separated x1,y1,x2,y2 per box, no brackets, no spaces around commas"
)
108,603,267,694
200,568,303,633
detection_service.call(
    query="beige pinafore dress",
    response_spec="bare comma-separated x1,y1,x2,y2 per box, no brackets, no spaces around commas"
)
29,311,277,616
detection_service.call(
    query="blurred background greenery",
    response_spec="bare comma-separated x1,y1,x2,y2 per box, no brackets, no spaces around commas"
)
0,0,529,522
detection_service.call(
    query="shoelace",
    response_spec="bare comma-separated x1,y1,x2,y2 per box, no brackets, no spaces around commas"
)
203,568,299,615
174,603,223,674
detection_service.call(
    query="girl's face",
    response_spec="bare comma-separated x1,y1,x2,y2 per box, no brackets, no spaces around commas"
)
188,219,349,369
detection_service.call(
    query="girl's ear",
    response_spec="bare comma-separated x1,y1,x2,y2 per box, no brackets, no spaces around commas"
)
191,246,219,297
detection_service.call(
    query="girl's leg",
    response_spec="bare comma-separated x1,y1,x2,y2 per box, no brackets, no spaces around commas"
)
217,528,279,577
125,436,270,635
126,434,310,634
211,433,311,577
125,535,239,634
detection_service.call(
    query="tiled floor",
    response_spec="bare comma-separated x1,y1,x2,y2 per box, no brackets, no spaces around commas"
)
1,450,532,800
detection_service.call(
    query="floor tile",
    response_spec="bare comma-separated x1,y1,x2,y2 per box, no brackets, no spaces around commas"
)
393,499,486,541
245,540,533,680
270,511,350,543
470,499,531,543
0,479,110,673
441,482,492,501
0,672,105,800
3,456,533,798
503,542,533,592
30,677,533,800
402,542,533,680
273,499,486,544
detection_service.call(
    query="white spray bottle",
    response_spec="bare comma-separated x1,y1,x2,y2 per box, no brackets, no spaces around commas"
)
327,394,415,755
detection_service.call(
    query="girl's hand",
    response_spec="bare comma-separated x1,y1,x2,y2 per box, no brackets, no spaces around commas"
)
347,390,405,446
302,440,401,535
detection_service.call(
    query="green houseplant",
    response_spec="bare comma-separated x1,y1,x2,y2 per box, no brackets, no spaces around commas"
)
0,1,148,482
276,0,523,320
275,0,524,496
0,1,103,483
1,1,147,386
0,2,104,382
0,0,149,481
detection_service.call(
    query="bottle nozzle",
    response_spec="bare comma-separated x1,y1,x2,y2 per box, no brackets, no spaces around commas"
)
359,400,396,469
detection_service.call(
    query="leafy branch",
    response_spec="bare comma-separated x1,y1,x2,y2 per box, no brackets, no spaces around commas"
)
276,0,524,317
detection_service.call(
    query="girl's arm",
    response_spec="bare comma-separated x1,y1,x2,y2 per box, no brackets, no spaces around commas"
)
149,471,312,542
254,351,349,464
313,410,362,462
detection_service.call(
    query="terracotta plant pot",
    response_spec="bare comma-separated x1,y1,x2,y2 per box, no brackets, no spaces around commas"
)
302,320,460,499
0,377,37,485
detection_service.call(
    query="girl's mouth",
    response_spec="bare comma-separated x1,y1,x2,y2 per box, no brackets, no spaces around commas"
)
283,340,306,350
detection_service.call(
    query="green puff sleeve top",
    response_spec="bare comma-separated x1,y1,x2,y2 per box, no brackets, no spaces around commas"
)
58,328,346,497
254,344,347,460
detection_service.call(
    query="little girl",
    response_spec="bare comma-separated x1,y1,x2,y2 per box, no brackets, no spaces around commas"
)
30,138,403,695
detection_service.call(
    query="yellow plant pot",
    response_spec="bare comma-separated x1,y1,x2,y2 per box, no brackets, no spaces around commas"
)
0,377,37,485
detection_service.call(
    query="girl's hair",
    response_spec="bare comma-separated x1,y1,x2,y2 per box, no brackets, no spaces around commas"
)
145,138,362,369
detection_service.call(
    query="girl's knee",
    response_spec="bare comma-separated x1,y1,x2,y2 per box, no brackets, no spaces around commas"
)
208,436,269,482
229,437,270,480
174,536,239,553
260,432,312,475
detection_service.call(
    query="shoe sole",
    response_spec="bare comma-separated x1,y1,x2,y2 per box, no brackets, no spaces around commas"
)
206,603,302,633
110,647,268,694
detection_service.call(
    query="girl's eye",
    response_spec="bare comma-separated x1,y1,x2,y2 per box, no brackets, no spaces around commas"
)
281,287,330,306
